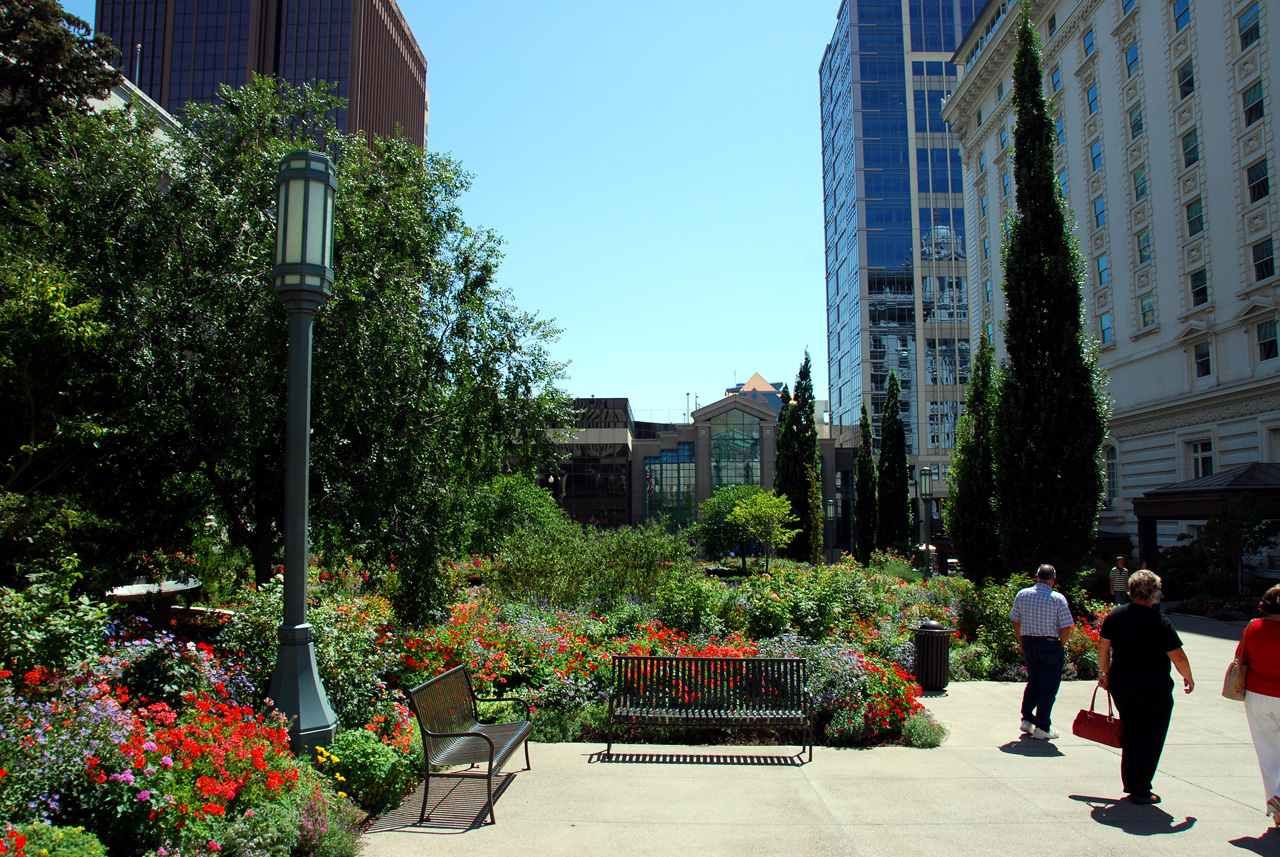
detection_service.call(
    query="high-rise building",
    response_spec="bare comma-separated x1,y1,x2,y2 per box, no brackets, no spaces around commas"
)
820,0,983,514
941,0,1279,558
95,0,428,146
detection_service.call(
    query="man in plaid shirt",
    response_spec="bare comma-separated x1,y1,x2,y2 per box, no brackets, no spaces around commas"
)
1010,564,1075,740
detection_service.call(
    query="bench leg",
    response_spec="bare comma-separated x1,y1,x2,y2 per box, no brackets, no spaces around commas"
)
485,767,496,825
420,770,432,822
523,737,531,771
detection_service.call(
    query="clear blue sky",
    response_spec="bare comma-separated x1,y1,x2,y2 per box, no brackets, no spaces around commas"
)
63,0,835,423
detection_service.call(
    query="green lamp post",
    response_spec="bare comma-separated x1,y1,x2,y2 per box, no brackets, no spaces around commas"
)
267,150,339,755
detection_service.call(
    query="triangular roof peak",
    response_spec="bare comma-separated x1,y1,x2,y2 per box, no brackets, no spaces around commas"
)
740,372,775,392
692,394,778,422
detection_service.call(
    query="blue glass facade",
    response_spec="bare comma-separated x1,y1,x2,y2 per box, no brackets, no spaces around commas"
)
821,0,978,456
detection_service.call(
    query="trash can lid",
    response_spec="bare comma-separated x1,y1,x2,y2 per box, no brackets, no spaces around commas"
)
919,619,949,631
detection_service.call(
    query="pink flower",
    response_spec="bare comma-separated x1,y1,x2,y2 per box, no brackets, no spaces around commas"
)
208,842,221,851
137,790,151,801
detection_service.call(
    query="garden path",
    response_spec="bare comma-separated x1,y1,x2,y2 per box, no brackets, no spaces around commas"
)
362,613,1277,857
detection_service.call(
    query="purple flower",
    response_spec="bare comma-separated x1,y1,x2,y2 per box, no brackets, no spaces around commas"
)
142,741,158,751
109,770,136,785
160,756,173,768
137,790,151,801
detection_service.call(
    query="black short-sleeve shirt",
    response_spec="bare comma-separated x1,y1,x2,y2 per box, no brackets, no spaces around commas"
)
1099,603,1184,692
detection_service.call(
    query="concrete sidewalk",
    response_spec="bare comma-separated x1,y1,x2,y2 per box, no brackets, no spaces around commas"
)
362,613,1280,856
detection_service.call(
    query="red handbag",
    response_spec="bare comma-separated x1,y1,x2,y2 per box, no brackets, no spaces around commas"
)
1072,684,1123,747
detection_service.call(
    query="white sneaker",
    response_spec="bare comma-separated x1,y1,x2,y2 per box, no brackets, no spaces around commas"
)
1020,720,1035,734
1032,727,1059,740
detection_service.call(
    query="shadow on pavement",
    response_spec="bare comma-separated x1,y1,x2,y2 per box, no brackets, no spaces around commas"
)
1229,829,1280,854
587,750,806,766
999,736,1065,757
1069,794,1196,835
363,773,517,834
1167,613,1250,642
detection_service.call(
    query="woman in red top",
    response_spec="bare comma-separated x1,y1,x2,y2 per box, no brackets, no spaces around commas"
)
1237,584,1280,825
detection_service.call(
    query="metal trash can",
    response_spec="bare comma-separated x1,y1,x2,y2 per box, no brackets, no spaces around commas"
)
914,619,952,691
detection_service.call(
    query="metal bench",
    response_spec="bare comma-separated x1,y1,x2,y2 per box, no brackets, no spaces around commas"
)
406,666,533,825
606,656,813,762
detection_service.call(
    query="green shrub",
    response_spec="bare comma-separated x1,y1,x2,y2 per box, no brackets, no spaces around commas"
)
692,485,762,562
463,475,565,558
654,567,731,635
868,549,915,580
317,728,417,815
530,702,608,743
901,710,948,748
0,559,111,678
13,823,107,857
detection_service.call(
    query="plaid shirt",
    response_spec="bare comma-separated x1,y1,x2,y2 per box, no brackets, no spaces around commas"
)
1010,582,1074,638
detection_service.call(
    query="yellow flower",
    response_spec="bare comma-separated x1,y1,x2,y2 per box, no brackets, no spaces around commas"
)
337,791,347,798
334,773,345,782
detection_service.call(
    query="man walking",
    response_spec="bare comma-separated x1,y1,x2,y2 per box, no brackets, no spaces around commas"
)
1110,556,1129,605
1010,564,1075,740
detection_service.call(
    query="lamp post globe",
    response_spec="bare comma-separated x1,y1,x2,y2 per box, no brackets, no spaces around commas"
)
267,150,338,756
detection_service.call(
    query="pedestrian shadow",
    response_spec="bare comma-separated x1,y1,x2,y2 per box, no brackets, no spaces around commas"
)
1068,794,1196,835
999,736,1065,757
1229,829,1280,854
363,773,518,834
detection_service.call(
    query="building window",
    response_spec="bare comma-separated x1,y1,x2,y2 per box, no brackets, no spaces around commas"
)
986,322,994,341
1122,0,1135,13
1194,341,1212,378
1000,128,1008,149
997,81,1005,101
1133,165,1148,202
1185,197,1204,236
1090,139,1103,171
1182,129,1199,168
709,408,761,492
1248,159,1271,203
979,153,986,172
1002,172,1010,197
1052,67,1062,91
1058,168,1068,200
1244,80,1266,127
1129,102,1144,139
1104,446,1118,510
1125,43,1141,77
983,237,990,259
1190,269,1208,306
981,194,989,217
1240,3,1261,51
984,279,992,303
1191,439,1214,478
1173,0,1190,32
1094,196,1107,228
1139,291,1156,327
1100,312,1113,344
1097,253,1111,286
1084,28,1096,57
977,108,983,126
1255,236,1276,281
1049,13,1058,34
1087,83,1099,114
1259,319,1279,362
1177,60,1195,99
1056,117,1065,146
1136,229,1153,264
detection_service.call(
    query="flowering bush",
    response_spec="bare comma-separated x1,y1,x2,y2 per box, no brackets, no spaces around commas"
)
823,658,923,746
315,729,415,814
8,824,106,857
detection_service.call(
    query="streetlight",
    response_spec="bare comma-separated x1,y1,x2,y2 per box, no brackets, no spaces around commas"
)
825,498,836,563
919,466,934,577
267,150,338,755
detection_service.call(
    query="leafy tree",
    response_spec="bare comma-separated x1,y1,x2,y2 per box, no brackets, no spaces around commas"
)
462,475,564,559
993,11,1109,581
876,371,910,550
804,462,825,564
774,351,821,563
0,0,120,143
694,484,762,568
727,490,798,571
1195,496,1280,596
944,327,1000,582
854,398,877,565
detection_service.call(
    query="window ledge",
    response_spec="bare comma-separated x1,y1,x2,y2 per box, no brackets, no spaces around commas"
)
1130,323,1162,341
1178,302,1214,323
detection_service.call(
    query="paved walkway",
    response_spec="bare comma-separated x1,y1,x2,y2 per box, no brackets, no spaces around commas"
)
362,614,1280,857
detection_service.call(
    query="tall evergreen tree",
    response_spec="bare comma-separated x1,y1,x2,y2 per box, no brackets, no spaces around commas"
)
854,399,877,565
876,370,911,550
992,9,1110,581
774,352,822,562
943,327,1000,582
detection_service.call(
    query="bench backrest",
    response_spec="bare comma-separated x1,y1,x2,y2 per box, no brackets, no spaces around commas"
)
407,666,480,760
611,656,808,712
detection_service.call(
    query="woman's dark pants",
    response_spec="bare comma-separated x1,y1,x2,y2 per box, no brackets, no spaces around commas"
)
1111,686,1173,797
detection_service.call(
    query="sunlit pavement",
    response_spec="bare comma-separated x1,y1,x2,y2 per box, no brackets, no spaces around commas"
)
362,613,1280,857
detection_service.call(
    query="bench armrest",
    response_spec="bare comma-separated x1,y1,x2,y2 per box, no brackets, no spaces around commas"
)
475,694,535,721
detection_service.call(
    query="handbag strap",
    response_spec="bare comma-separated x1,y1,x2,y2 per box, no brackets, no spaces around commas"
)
1090,682,1115,718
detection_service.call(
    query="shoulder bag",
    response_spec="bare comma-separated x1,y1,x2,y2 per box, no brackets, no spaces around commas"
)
1072,683,1123,747
1223,620,1253,702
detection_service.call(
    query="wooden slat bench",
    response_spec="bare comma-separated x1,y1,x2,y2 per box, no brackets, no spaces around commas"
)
606,656,813,762
406,666,533,825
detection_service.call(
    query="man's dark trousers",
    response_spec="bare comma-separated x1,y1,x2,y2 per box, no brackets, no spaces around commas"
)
1021,637,1065,731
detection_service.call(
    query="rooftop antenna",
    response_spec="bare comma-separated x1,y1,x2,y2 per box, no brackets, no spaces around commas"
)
686,392,690,422
134,44,142,83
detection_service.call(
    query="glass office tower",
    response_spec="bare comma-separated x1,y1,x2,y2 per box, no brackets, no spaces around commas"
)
820,0,980,489
96,0,427,146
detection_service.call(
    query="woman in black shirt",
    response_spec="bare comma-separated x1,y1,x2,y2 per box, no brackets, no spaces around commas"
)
1097,569,1195,805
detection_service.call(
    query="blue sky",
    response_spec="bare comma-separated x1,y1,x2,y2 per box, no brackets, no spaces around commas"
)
63,1,835,422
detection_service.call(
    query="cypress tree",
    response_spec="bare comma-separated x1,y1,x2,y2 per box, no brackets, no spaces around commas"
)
876,371,911,550
943,327,1000,582
992,9,1110,581
774,352,822,562
854,398,877,565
